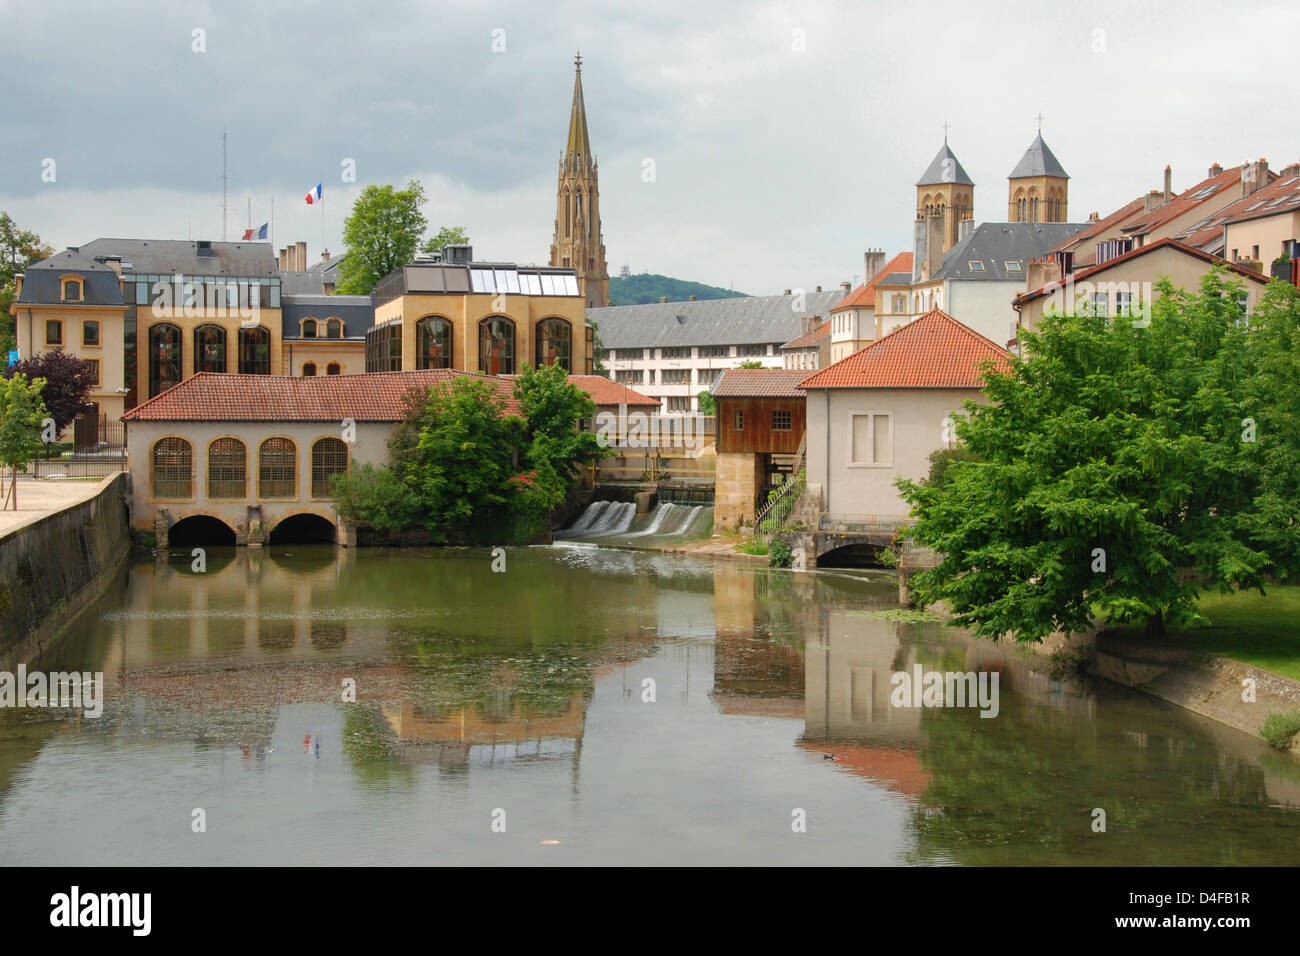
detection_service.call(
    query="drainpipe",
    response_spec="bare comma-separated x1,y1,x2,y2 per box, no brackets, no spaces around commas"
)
824,390,831,513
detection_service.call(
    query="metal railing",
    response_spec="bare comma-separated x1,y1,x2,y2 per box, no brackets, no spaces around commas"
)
816,513,915,534
27,447,128,479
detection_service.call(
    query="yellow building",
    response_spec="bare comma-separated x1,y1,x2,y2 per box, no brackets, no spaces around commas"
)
368,254,592,375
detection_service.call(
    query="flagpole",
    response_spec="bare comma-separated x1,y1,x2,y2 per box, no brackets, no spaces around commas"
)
270,195,275,251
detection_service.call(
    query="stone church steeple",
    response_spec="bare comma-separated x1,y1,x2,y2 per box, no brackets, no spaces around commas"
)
550,53,609,309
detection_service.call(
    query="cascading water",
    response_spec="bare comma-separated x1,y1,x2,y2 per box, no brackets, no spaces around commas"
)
559,501,710,540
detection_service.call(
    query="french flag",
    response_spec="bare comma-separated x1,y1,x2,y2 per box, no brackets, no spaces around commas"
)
242,223,269,241
305,183,323,204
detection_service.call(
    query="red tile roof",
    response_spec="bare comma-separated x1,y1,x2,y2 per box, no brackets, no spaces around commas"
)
1014,237,1272,306
780,320,830,350
798,308,1012,389
1177,173,1300,248
569,375,659,407
831,252,914,311
712,368,810,398
124,370,538,422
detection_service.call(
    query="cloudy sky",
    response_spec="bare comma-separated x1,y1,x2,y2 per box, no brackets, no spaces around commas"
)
2,0,1297,295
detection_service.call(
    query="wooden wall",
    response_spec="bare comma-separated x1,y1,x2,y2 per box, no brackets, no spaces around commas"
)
716,396,805,454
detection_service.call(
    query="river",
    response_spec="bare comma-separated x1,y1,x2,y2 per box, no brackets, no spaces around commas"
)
1,544,1296,865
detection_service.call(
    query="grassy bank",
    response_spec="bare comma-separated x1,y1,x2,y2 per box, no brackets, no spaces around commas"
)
1106,585,1300,680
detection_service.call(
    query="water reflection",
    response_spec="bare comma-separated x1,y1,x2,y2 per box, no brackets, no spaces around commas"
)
0,545,1297,866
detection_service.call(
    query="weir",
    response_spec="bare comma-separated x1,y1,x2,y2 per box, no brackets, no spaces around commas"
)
558,500,711,541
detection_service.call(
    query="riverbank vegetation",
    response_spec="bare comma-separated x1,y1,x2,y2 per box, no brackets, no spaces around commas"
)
330,363,607,544
900,272,1300,644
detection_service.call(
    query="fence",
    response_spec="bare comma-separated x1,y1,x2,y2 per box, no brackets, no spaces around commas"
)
29,411,128,479
816,513,915,534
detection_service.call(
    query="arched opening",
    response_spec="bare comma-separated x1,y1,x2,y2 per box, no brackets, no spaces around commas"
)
303,362,317,376
417,316,453,369
148,323,182,397
268,513,337,544
302,318,318,338
194,324,227,373
152,437,192,498
478,316,515,375
168,514,237,547
207,437,246,498
311,437,349,497
816,542,893,569
259,437,297,498
238,326,271,374
535,317,572,371
326,318,343,338
326,362,341,375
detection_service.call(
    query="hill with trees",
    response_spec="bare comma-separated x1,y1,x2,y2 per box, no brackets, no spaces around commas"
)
608,273,747,306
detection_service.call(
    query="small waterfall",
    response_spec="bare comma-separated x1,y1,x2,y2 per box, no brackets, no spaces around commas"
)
565,501,607,535
625,502,677,538
585,501,636,536
670,505,703,535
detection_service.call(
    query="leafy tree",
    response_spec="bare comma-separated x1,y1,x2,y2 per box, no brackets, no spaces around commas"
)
898,271,1289,642
736,359,765,369
607,272,747,306
588,318,608,375
0,373,48,510
0,212,53,355
336,181,428,295
6,349,94,439
924,446,982,490
329,464,415,533
420,225,470,256
696,390,716,415
514,361,605,494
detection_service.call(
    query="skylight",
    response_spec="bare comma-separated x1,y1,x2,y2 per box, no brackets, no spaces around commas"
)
968,261,986,271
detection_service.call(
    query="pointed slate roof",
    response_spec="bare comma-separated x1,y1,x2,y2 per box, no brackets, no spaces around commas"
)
1008,132,1069,180
798,309,1012,390
565,54,592,161
916,142,974,187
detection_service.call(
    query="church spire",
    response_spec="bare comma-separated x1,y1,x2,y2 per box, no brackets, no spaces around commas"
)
565,51,592,165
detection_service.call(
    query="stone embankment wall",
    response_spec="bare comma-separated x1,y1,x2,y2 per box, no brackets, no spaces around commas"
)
0,474,130,668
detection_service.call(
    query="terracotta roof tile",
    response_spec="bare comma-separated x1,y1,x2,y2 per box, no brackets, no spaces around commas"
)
780,320,830,350
122,370,572,422
798,309,1012,389
831,252,914,311
569,375,659,407
711,368,810,398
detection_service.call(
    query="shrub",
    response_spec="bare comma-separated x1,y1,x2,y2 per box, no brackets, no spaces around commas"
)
770,539,793,568
1259,710,1300,750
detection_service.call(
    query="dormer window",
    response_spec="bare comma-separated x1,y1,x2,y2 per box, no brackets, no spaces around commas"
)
62,278,83,302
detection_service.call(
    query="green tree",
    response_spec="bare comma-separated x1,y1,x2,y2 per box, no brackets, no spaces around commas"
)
0,212,54,356
737,359,765,369
336,181,428,295
696,390,716,414
420,225,470,256
514,361,606,500
898,271,1286,642
0,373,48,510
588,318,608,375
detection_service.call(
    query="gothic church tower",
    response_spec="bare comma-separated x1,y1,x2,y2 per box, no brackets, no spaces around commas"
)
550,53,609,308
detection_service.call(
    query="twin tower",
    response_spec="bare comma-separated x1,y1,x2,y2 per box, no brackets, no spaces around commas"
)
913,131,1070,280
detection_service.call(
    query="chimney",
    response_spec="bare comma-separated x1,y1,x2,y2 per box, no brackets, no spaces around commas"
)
1281,161,1300,178
815,285,822,292
1164,165,1172,202
783,288,792,295
278,247,288,269
840,281,851,292
295,241,307,271
1208,163,1223,178
1242,158,1269,198
688,294,696,301
660,296,669,303
1144,189,1164,212
863,249,885,282
321,249,331,261
1088,211,1100,222
1026,256,1063,294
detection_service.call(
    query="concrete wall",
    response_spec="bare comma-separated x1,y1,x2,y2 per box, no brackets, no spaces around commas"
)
0,473,130,669
806,386,983,516
125,419,394,542
946,280,1022,348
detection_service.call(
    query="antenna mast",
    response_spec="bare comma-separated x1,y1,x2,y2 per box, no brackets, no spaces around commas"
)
221,129,228,241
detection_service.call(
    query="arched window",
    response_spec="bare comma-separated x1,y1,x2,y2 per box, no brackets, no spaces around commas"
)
302,318,318,338
326,318,343,338
535,318,572,371
194,325,226,373
208,438,246,498
478,316,515,375
148,323,182,397
238,326,271,374
303,362,317,376
326,362,341,375
152,437,192,498
258,438,296,498
311,437,349,498
417,316,453,369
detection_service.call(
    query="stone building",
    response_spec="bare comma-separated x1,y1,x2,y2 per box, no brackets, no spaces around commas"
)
550,54,609,309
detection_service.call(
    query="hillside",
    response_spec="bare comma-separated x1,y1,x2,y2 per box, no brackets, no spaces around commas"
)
608,273,747,306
